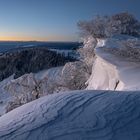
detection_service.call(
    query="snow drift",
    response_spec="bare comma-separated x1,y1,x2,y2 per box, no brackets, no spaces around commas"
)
0,90,140,140
87,35,140,91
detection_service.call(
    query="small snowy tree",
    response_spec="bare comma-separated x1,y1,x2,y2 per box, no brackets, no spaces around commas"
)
78,15,108,41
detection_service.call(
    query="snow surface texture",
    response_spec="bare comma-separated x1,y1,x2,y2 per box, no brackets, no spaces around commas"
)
0,90,140,140
87,35,140,91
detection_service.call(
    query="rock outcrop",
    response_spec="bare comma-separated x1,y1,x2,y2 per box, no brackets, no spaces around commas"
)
87,35,140,91
1,61,90,113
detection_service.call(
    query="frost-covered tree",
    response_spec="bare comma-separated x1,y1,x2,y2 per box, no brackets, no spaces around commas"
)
78,12,140,40
77,12,140,66
78,15,108,41
107,12,140,37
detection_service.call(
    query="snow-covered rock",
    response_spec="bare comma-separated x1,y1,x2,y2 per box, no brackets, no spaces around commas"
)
0,62,89,114
78,36,96,71
61,61,90,90
87,35,140,91
86,53,121,90
0,90,140,140
4,67,65,112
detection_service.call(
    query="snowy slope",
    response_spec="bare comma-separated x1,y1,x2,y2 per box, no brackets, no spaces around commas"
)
0,90,140,140
0,75,15,116
87,35,140,91
0,63,88,114
0,67,64,115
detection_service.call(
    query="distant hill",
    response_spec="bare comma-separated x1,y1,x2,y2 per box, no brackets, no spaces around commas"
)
0,47,75,81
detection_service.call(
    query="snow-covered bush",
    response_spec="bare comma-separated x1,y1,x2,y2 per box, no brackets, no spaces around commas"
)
120,39,140,60
102,38,140,61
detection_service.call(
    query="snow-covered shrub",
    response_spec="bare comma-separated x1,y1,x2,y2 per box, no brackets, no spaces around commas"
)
121,38,140,48
120,39,140,60
102,38,140,61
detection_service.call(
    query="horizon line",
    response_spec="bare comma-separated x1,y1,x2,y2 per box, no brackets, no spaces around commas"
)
0,39,79,43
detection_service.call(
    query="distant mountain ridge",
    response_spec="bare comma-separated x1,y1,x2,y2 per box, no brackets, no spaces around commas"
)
0,47,75,81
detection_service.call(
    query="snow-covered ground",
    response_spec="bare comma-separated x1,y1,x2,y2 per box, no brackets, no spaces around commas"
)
1,33,140,140
0,62,89,115
0,90,140,140
0,67,62,116
1,34,140,115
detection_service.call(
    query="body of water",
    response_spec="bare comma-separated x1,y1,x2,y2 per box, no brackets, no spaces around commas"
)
0,41,81,53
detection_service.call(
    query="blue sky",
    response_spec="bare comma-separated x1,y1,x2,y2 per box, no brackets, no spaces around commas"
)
0,0,140,41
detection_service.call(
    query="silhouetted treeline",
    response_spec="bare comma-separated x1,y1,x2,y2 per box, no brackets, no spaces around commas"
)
0,47,76,81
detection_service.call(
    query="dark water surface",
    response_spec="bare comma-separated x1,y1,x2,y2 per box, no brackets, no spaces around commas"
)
0,41,81,53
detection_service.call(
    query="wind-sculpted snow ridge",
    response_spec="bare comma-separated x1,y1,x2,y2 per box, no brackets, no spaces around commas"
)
0,90,140,140
87,35,140,91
